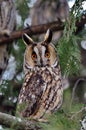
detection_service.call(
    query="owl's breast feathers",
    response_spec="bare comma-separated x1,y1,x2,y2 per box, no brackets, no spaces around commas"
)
17,66,63,119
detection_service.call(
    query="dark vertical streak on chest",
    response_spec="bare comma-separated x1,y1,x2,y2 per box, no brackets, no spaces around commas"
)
18,66,63,119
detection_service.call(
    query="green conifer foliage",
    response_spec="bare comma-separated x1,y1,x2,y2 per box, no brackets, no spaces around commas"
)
57,15,81,77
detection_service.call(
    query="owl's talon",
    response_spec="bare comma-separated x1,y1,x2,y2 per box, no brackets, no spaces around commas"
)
37,118,49,123
31,118,49,123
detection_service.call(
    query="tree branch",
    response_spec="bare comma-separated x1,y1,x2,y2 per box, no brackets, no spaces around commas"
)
0,21,63,45
0,13,86,45
70,106,86,120
0,112,42,130
71,77,86,103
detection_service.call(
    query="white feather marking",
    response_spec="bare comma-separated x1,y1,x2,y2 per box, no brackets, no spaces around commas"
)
42,46,46,57
32,94,35,99
44,29,50,41
34,46,41,66
43,83,47,92
51,59,58,67
34,46,39,54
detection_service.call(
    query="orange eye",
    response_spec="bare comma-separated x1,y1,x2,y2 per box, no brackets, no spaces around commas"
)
45,52,50,58
32,53,37,60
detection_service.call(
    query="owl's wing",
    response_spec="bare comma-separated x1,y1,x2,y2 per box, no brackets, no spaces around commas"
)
17,72,45,117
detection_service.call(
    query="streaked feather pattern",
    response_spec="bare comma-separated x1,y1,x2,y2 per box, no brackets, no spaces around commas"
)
17,29,63,121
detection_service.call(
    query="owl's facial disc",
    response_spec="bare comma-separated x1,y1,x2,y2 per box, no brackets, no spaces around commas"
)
23,29,58,69
34,44,51,67
27,43,58,68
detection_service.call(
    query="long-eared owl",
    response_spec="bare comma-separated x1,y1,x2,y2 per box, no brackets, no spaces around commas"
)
0,0,16,76
17,29,63,121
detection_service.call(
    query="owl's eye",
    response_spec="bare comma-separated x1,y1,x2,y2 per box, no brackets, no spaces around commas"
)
31,52,37,60
45,52,50,58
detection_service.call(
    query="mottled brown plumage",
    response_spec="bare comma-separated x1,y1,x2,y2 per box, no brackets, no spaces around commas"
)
17,29,63,121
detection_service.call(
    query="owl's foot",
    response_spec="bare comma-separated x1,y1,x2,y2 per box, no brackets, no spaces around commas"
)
30,118,49,123
28,116,49,123
37,118,49,123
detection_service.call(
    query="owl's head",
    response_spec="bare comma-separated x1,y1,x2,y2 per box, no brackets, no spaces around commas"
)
23,29,58,70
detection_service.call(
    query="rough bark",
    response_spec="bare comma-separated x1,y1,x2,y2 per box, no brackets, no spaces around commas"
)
0,112,42,130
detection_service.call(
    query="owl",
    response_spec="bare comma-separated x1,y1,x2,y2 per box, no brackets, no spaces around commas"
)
16,29,63,121
0,0,16,76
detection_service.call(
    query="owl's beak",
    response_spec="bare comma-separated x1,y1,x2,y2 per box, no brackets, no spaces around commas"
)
38,62,44,67
37,61,45,67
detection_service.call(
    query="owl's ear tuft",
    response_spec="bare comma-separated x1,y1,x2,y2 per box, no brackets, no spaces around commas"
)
22,33,34,45
44,29,52,43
